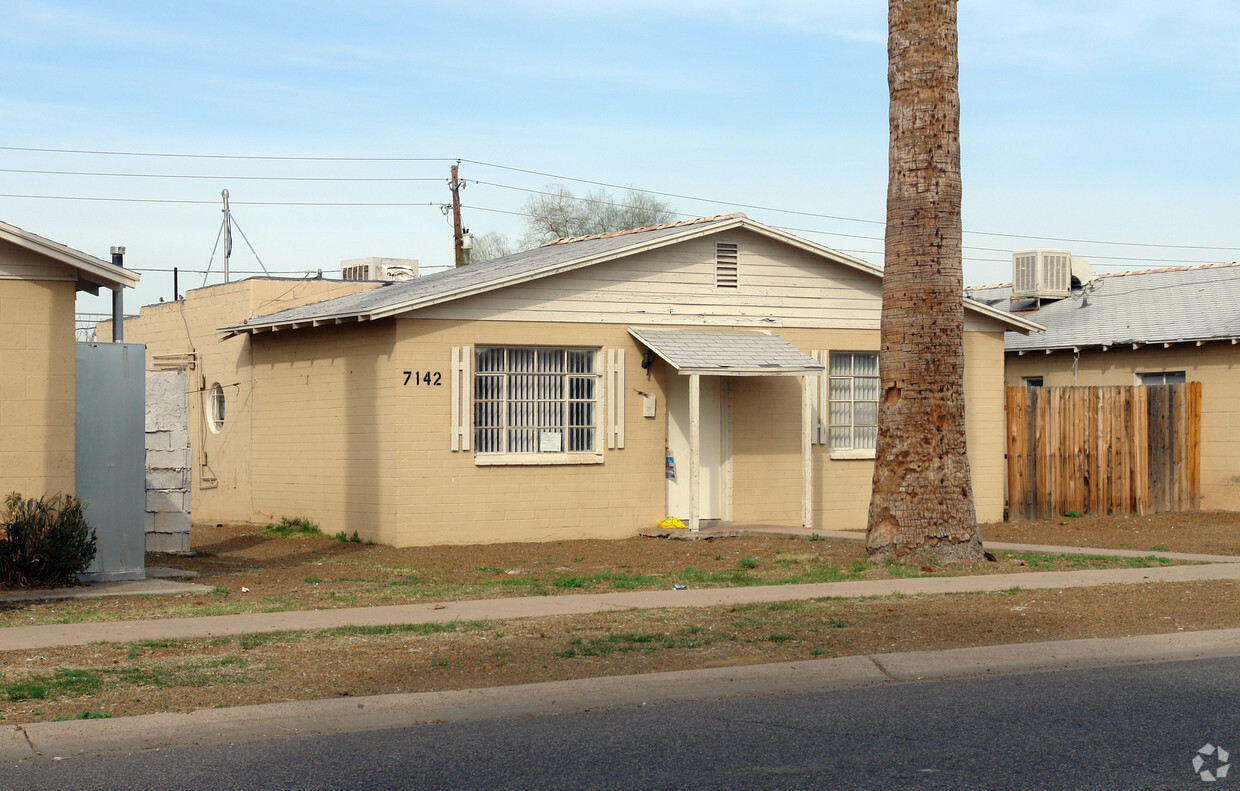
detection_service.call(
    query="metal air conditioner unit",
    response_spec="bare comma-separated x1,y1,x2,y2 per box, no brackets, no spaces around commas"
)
340,257,419,282
1012,249,1071,300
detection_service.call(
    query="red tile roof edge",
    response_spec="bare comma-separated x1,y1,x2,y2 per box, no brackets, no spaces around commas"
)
967,260,1240,292
539,212,749,247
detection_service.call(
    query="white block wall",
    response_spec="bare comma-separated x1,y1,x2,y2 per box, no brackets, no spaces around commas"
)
145,370,192,553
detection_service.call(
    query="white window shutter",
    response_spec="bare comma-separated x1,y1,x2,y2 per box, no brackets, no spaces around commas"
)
607,348,625,449
811,350,827,445
450,346,471,451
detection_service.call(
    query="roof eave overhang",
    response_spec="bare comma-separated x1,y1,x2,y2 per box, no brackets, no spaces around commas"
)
965,299,1045,334
1009,335,1240,355
673,366,824,376
219,313,375,339
0,222,140,291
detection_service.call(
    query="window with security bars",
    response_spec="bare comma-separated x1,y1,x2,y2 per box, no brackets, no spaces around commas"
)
474,347,598,455
828,352,879,451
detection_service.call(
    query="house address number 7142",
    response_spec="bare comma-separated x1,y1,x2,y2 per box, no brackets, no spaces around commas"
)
403,371,442,386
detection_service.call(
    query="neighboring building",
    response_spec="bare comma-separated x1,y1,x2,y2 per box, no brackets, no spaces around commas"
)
968,259,1240,510
0,220,138,498
120,213,1039,546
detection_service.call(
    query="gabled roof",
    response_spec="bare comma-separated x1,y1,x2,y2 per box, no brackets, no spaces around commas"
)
0,220,139,293
221,213,1042,337
967,262,1240,352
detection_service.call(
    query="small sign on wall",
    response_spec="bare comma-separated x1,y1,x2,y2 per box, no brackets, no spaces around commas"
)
540,431,563,453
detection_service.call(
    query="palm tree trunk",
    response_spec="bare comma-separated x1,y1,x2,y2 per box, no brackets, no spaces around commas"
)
866,0,982,562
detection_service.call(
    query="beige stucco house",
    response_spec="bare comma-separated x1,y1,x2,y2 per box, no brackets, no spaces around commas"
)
118,213,1038,546
968,260,1240,510
0,220,139,498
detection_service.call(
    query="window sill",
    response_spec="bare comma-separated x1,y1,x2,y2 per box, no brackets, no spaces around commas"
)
475,453,604,466
828,449,876,461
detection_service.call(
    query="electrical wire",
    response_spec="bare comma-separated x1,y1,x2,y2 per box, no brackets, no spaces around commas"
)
0,167,442,182
0,193,441,207
462,160,1240,253
0,145,453,163
2,145,1236,256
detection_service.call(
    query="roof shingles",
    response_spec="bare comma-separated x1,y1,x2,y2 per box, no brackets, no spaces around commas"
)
967,261,1240,351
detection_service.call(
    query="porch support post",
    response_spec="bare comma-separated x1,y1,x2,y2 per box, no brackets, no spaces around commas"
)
801,373,813,530
689,373,701,533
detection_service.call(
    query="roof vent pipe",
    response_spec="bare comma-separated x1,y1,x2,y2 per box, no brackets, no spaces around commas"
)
111,245,125,342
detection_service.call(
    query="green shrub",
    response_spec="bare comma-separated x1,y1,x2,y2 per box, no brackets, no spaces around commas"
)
0,493,97,588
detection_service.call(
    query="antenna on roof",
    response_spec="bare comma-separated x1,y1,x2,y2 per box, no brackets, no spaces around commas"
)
202,189,270,288
222,189,232,283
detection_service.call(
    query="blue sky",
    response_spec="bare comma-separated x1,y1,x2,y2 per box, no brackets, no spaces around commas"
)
1,1,1236,313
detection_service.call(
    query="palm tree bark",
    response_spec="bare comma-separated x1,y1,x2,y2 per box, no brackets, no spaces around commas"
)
866,0,982,562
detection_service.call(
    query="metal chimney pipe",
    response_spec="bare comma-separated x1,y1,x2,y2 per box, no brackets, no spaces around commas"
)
111,246,125,342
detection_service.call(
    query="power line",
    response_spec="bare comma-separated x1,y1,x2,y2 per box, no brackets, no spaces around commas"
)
3,145,1236,255
461,201,1229,266
0,167,442,182
0,145,453,163
0,193,440,207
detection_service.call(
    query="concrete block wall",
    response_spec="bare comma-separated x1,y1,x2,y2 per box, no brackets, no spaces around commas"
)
0,278,77,498
145,369,191,553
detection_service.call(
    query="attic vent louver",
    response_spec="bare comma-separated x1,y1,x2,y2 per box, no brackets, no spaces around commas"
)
715,242,739,288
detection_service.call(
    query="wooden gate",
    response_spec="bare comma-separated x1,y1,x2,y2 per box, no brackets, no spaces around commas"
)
1005,383,1201,520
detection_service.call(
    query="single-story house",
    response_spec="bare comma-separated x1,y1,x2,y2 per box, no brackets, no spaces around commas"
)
119,213,1040,546
1,220,138,499
967,259,1240,510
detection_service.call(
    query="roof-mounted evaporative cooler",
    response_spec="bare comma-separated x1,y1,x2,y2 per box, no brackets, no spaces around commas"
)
1012,249,1072,300
340,257,418,282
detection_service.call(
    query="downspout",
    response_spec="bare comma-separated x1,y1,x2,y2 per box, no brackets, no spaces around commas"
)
110,245,125,342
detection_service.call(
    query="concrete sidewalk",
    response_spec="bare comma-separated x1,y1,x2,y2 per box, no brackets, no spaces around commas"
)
4,539,1240,764
5,626,1240,764
5,553,1240,651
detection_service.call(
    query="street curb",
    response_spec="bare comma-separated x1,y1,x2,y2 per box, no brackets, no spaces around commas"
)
6,628,1240,764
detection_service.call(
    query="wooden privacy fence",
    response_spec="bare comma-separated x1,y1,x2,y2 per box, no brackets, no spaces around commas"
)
1006,383,1201,520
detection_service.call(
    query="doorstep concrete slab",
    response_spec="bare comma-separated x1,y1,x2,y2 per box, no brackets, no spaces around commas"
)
7,628,1240,764
0,577,212,604
5,560,1240,652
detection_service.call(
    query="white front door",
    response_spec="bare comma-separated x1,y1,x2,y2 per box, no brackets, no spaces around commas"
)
665,375,725,521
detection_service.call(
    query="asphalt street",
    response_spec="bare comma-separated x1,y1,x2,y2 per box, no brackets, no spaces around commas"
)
5,655,1236,790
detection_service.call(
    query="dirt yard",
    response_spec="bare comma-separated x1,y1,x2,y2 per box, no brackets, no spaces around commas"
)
0,511,1237,724
986,510,1240,556
0,515,1210,628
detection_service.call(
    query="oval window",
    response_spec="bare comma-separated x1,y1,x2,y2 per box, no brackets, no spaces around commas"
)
208,383,225,433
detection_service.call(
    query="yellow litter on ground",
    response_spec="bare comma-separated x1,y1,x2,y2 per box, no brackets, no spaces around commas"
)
657,516,687,529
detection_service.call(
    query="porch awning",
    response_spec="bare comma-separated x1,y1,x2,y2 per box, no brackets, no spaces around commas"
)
628,326,824,376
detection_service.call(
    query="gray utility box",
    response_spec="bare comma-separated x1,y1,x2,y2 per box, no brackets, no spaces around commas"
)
75,342,146,581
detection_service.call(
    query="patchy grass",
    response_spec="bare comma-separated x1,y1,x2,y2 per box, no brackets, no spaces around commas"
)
4,580,1240,724
0,520,1214,630
263,517,322,538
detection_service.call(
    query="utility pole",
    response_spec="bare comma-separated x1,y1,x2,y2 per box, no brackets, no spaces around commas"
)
449,163,465,267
